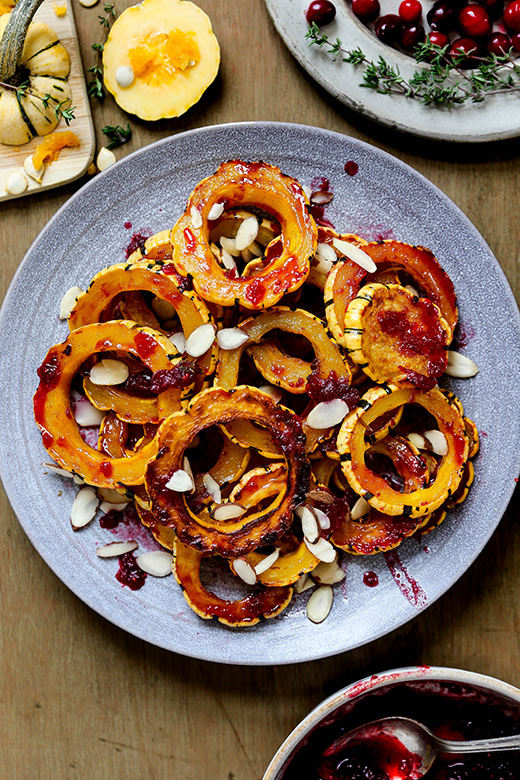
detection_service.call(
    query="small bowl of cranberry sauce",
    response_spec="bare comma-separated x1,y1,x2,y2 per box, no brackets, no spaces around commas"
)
262,667,520,780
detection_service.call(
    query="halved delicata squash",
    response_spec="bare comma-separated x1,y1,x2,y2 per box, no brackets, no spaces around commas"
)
145,385,310,557
169,160,318,309
33,320,181,487
102,0,220,120
343,283,451,387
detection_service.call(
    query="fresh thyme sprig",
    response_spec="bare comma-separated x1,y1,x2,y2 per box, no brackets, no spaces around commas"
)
306,22,520,105
102,122,132,149
87,2,117,101
0,80,76,124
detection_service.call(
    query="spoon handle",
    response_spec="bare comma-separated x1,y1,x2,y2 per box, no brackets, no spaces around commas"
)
436,733,520,754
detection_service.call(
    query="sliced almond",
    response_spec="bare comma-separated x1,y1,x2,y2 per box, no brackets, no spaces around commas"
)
165,469,194,492
300,505,319,544
208,202,225,221
97,487,131,504
306,399,349,430
96,540,138,558
136,550,173,577
220,236,240,257
185,323,215,357
211,503,247,521
248,240,263,257
203,473,221,504
306,584,334,623
405,284,419,297
294,573,316,594
190,205,203,229
221,248,237,271
59,286,83,320
169,332,187,353
43,462,74,479
232,557,257,585
257,384,283,403
304,536,337,563
73,474,85,485
351,496,371,520
311,560,345,586
316,242,337,265
407,432,427,450
90,359,129,386
311,190,334,205
445,350,479,378
99,500,129,514
306,488,335,504
254,548,280,575
424,429,449,456
71,486,99,530
217,328,249,350
312,506,331,530
74,398,105,427
183,456,195,489
234,216,259,251
332,237,377,273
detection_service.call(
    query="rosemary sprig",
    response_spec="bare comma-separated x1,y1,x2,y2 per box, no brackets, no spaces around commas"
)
87,2,117,101
306,22,520,105
0,80,76,124
102,122,132,149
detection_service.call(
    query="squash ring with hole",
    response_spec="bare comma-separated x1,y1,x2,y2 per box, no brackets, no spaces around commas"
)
169,160,318,309
337,384,469,518
145,386,310,557
173,539,293,626
33,320,181,487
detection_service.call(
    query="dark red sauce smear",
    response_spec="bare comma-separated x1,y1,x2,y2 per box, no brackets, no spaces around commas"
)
115,552,146,590
99,461,113,478
280,680,520,780
320,729,422,780
183,227,197,253
245,278,266,305
36,353,61,389
99,509,123,529
344,161,359,176
363,571,379,587
124,221,132,230
123,361,198,396
309,176,335,228
160,263,192,291
384,550,427,609
306,370,361,408
125,229,152,259
134,330,157,359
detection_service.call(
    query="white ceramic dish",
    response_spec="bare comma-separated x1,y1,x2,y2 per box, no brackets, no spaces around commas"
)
0,122,519,665
263,666,520,779
264,0,520,142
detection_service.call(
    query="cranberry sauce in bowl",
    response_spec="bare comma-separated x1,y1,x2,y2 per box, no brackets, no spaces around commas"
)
263,668,520,780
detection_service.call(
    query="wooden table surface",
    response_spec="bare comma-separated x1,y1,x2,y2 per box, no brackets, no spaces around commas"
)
1,1,519,778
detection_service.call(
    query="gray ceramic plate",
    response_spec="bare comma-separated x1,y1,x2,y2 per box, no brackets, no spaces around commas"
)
264,0,520,142
0,122,519,665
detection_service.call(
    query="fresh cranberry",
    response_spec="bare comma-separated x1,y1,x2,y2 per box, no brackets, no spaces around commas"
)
428,30,450,46
401,22,426,47
306,0,336,25
427,1,457,31
352,0,380,21
504,0,520,30
399,0,422,22
486,31,512,53
512,31,520,48
481,0,504,19
458,5,491,36
449,36,479,61
375,14,403,44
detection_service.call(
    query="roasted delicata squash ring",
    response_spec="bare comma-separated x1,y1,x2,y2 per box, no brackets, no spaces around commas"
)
145,386,310,557
84,375,181,424
332,509,431,555
33,321,181,487
173,539,293,626
126,230,173,264
192,436,251,499
245,530,320,587
337,384,469,518
137,504,175,550
368,435,429,492
208,208,279,247
222,419,283,460
344,284,451,385
169,160,318,309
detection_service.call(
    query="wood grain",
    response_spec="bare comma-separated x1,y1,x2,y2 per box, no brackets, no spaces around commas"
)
0,2,519,779
0,0,95,201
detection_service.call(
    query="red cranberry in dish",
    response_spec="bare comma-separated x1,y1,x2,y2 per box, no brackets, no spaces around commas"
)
504,0,520,30
306,0,337,25
449,35,479,62
458,4,491,37
512,31,520,48
352,0,380,21
375,14,403,44
486,31,512,53
398,0,422,22
481,0,504,20
428,30,450,46
427,1,457,32
401,22,426,47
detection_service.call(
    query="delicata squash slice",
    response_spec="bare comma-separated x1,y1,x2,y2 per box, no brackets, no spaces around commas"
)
343,283,451,387
169,160,318,309
33,320,185,487
337,384,469,518
145,386,310,557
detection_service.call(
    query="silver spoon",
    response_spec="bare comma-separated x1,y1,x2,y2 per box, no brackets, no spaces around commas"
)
328,716,520,779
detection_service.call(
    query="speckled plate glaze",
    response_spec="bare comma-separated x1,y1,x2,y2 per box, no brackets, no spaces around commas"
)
264,0,520,142
0,122,519,665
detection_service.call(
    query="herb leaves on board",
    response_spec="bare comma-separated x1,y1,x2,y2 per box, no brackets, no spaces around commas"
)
102,123,132,149
87,2,117,101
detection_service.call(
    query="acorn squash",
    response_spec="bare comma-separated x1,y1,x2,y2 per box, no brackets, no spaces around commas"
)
0,0,72,145
102,0,220,121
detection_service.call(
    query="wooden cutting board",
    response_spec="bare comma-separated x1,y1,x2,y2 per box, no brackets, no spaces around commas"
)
0,0,96,202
